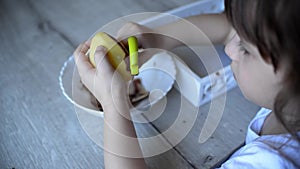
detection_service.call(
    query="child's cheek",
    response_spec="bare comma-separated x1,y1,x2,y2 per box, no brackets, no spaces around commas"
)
235,63,255,101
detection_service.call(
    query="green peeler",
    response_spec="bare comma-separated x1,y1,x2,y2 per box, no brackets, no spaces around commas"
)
128,36,139,76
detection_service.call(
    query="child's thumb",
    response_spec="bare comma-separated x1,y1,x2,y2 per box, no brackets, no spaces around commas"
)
94,46,113,72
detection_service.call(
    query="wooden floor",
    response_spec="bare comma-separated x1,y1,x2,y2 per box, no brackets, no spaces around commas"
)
0,0,260,168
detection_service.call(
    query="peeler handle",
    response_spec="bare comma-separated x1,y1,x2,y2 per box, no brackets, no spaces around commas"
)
128,36,139,75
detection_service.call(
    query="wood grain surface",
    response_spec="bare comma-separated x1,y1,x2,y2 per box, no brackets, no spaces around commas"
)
0,0,259,168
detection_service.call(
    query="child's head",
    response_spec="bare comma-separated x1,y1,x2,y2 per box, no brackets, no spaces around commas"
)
224,0,300,138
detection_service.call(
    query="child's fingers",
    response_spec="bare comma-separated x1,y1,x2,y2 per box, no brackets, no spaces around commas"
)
94,46,114,74
116,22,143,48
116,22,135,42
73,41,95,83
75,40,90,55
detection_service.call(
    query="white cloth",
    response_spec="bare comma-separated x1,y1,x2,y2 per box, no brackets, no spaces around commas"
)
218,108,300,169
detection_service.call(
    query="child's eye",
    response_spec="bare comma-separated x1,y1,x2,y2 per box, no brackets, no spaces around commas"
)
237,41,250,55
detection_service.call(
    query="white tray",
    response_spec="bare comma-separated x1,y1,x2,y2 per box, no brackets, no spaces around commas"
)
138,0,236,107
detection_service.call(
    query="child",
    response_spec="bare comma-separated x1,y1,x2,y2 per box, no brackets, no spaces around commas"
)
73,0,300,168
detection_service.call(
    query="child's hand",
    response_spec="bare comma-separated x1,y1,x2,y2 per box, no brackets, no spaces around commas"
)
117,22,164,66
117,22,155,48
73,41,127,110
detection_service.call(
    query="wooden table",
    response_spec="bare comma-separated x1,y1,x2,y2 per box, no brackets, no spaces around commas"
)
0,0,260,168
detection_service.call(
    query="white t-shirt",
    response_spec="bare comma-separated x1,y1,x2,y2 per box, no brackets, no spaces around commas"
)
218,108,300,169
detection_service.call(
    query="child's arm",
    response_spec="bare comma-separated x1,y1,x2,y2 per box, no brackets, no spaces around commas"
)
103,103,147,169
73,42,147,169
117,13,234,51
156,13,234,48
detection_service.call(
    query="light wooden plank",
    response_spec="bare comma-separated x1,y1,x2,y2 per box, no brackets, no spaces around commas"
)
28,0,198,45
1,0,260,168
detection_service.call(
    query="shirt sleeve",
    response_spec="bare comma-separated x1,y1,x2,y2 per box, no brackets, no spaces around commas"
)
216,142,287,169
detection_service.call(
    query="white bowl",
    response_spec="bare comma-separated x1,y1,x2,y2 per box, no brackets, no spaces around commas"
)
60,52,176,117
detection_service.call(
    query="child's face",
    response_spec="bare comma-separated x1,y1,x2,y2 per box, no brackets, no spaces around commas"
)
225,33,282,109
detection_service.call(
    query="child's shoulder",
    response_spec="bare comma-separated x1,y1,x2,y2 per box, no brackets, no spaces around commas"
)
217,108,300,168
218,134,300,169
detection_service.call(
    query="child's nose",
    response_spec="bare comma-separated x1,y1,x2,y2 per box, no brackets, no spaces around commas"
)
224,36,239,62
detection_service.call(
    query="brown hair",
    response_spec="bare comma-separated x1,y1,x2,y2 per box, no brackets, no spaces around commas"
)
225,0,300,141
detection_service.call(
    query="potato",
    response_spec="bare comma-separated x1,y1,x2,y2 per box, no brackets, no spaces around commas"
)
89,32,131,81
